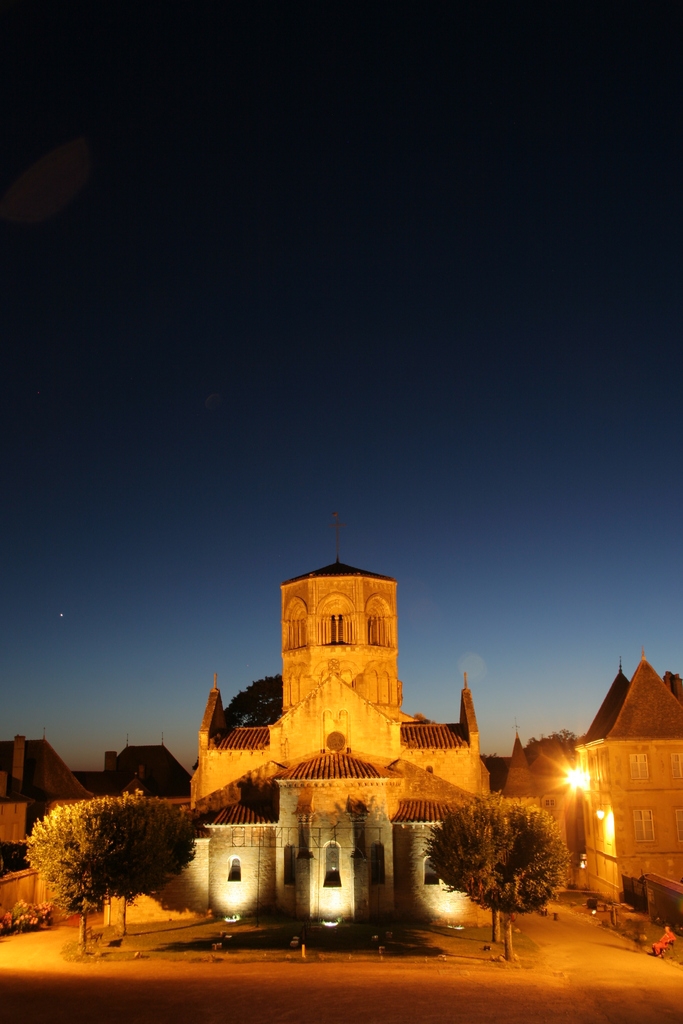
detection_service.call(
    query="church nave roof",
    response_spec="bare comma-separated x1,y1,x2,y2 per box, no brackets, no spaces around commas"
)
218,726,271,750
400,722,466,749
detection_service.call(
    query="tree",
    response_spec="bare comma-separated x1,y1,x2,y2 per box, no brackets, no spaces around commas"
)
28,794,195,952
224,674,282,730
524,729,578,764
427,795,569,960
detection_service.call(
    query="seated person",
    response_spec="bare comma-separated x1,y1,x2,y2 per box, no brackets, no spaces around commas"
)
652,925,676,957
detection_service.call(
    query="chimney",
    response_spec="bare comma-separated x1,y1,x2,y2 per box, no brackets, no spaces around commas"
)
0,770,7,798
12,735,25,793
663,671,683,706
104,750,117,771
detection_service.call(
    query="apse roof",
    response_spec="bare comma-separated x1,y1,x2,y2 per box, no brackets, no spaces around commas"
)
282,560,395,584
400,722,465,749
278,753,390,780
218,726,271,750
392,799,456,823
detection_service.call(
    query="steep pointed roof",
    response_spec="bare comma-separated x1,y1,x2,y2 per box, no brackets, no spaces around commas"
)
502,734,535,797
583,668,631,744
282,561,395,584
606,658,683,740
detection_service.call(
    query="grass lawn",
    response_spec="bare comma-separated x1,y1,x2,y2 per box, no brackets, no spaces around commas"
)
63,915,539,965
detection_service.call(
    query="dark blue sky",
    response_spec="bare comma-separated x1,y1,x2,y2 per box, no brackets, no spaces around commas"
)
2,2,683,769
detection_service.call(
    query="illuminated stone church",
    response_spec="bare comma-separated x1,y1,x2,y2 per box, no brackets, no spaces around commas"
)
186,559,489,923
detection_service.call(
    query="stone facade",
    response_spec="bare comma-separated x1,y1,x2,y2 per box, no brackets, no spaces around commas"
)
576,657,683,899
188,559,489,922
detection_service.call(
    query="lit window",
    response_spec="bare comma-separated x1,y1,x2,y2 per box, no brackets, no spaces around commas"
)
371,842,385,885
672,754,683,779
676,810,683,842
544,798,556,808
284,844,296,885
424,858,439,885
228,856,241,882
323,842,342,887
630,754,649,780
633,810,654,842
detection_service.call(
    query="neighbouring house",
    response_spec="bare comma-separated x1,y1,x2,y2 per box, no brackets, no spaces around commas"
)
73,744,191,806
575,655,683,899
484,734,586,884
0,736,91,837
176,558,490,924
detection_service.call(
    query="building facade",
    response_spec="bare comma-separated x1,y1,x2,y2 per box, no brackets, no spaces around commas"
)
185,559,489,923
576,656,683,899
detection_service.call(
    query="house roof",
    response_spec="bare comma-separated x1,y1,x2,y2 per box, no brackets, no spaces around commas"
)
218,726,271,750
502,734,536,797
584,658,683,743
212,802,278,825
115,744,191,797
400,722,465,749
278,753,389,781
392,799,455,823
74,745,191,799
482,755,511,793
0,738,91,803
282,560,395,584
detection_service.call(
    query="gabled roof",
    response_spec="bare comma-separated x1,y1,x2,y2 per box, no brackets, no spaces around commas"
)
282,560,395,584
502,734,535,798
584,658,683,743
218,727,271,750
0,739,91,802
392,799,456,823
400,722,465,749
278,753,389,781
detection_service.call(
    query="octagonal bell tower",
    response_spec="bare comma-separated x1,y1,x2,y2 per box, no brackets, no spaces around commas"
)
281,560,401,719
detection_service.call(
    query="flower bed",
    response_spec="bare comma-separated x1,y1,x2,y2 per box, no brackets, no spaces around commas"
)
0,900,54,935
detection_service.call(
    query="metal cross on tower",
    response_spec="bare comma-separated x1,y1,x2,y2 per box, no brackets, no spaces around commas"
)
329,511,346,562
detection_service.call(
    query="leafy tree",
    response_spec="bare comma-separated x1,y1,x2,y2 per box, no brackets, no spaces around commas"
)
524,729,578,764
224,674,282,730
427,795,569,960
27,794,195,952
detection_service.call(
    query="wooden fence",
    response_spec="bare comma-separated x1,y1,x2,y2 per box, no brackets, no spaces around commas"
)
0,869,48,914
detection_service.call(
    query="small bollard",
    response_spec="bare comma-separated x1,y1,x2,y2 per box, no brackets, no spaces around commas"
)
301,943,306,959
378,946,385,956
553,912,559,921
385,931,393,940
372,934,379,942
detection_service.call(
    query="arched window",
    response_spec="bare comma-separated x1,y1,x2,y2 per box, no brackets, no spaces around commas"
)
424,857,439,885
228,856,241,883
330,615,345,644
366,597,391,647
323,842,342,887
284,844,296,886
286,599,307,650
370,842,385,885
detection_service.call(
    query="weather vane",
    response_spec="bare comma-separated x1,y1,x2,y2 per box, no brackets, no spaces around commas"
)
329,511,346,562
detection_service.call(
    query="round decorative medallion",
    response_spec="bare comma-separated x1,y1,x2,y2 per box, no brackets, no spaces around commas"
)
326,731,346,752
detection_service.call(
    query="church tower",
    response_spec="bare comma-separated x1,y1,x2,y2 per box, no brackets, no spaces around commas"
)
280,560,402,719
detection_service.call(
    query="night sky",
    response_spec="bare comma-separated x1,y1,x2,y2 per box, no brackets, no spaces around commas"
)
3,3,683,771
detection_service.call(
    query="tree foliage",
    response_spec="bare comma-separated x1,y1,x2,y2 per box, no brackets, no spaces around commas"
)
224,674,282,730
427,795,569,959
524,729,578,764
27,793,195,951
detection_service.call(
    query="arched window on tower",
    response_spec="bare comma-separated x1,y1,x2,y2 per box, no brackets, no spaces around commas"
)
327,615,349,644
323,842,342,886
366,597,391,647
286,599,307,650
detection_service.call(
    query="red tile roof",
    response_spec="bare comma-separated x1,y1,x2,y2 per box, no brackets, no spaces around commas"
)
279,753,388,780
392,799,455,823
400,722,465,749
218,726,271,750
212,803,278,825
